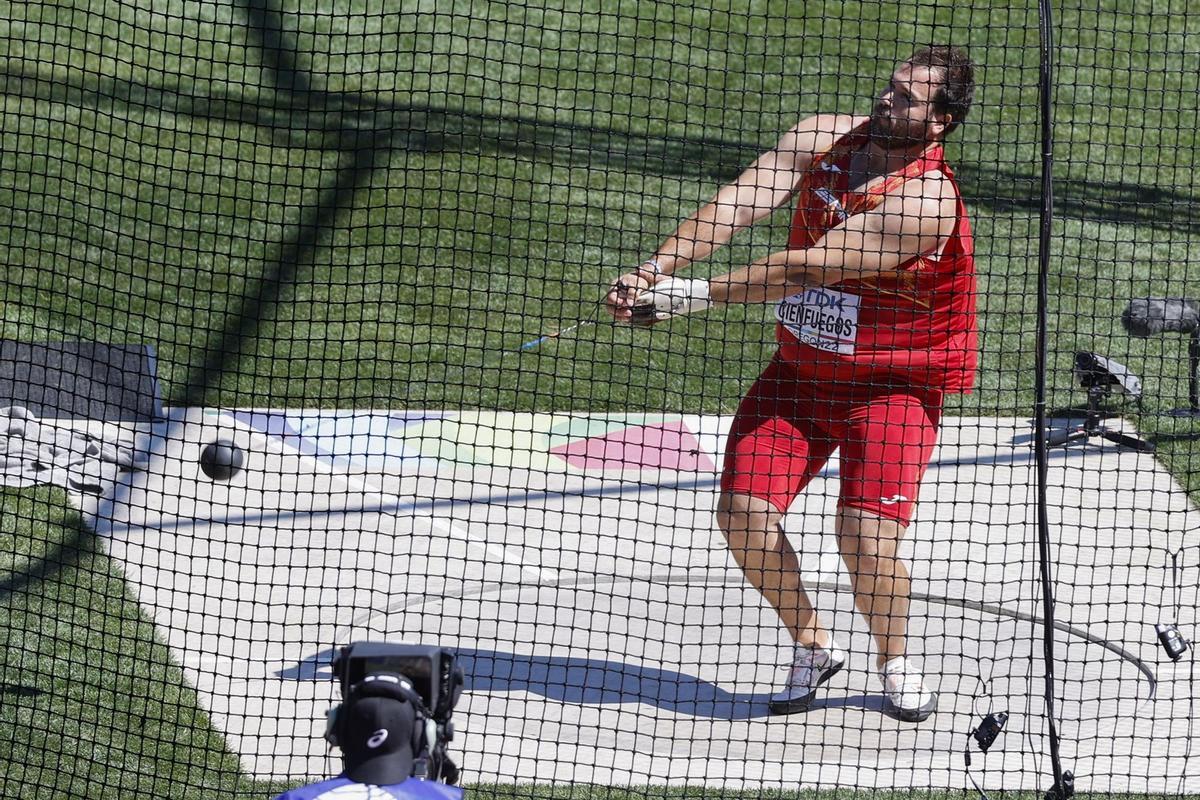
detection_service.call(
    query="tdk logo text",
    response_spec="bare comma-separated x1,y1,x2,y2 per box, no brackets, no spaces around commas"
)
803,288,847,310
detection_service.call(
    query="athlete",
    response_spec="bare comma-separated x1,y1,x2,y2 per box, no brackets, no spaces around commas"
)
605,46,977,722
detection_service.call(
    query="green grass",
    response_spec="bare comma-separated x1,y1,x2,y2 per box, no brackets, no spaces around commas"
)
1,0,1198,796
1,0,1197,416
472,788,1178,800
0,488,274,799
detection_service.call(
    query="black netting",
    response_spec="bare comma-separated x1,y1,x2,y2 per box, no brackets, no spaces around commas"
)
0,2,1196,799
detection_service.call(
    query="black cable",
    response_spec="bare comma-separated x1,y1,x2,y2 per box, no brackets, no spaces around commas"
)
963,744,993,800
964,714,1004,800
1171,549,1195,798
1034,0,1072,797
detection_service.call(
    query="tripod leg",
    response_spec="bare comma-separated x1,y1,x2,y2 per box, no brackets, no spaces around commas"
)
1045,427,1090,447
1101,430,1156,453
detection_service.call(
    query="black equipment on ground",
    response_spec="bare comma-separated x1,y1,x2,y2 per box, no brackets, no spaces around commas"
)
972,711,1008,752
1045,770,1076,800
1155,623,1190,661
964,710,1009,800
1044,352,1155,452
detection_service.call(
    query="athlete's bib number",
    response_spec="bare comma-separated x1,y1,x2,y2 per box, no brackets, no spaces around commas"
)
776,288,861,355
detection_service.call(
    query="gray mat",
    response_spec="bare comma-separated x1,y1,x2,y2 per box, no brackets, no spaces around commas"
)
0,341,160,421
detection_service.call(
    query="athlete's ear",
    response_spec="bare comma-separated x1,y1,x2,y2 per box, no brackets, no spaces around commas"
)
929,111,952,140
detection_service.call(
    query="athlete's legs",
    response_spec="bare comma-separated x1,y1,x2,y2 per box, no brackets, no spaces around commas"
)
835,386,942,668
715,491,832,648
719,359,841,647
836,507,910,668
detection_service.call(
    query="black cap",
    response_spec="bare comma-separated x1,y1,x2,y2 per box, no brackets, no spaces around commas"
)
341,692,418,785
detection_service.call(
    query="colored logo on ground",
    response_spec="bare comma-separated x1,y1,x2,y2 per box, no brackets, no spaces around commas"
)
549,420,716,472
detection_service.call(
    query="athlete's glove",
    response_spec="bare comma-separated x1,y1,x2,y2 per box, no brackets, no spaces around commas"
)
628,277,713,327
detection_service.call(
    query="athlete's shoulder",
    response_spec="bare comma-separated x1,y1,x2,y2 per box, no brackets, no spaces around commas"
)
888,169,960,217
867,171,960,241
792,112,866,138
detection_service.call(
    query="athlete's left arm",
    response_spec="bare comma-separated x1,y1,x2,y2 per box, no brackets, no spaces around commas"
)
708,173,958,305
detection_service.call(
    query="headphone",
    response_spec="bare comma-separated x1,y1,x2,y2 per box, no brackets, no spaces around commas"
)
325,672,437,764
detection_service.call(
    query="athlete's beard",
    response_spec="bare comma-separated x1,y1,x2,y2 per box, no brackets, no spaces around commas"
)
868,110,927,151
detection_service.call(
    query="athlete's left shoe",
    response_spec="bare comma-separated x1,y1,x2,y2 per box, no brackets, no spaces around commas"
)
878,657,937,722
768,641,846,714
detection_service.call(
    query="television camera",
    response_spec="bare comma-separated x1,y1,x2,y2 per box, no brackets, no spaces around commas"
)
331,641,465,784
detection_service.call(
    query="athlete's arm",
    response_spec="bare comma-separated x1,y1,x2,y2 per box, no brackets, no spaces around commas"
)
708,171,958,305
646,113,861,276
607,114,860,322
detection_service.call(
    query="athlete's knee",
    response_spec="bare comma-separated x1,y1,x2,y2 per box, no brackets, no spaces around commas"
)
715,490,753,532
837,508,905,573
716,491,776,547
845,550,893,582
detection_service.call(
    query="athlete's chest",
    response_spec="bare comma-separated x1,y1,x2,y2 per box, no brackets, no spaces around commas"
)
803,153,889,225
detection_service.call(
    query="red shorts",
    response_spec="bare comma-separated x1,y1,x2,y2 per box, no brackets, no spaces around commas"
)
720,357,943,525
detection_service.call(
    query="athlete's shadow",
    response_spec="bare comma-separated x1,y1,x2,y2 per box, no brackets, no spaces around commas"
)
282,647,887,720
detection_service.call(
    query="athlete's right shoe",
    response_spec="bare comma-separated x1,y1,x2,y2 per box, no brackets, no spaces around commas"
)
767,642,846,714
878,656,938,722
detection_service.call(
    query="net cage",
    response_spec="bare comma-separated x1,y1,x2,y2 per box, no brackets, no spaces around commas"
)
0,1,1197,798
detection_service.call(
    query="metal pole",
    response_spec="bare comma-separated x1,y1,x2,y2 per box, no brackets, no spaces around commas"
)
1035,1,1073,797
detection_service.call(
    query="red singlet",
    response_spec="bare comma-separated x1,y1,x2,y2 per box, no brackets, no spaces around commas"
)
775,122,978,392
720,123,978,524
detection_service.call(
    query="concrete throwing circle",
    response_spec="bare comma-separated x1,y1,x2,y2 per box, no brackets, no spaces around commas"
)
345,574,1155,786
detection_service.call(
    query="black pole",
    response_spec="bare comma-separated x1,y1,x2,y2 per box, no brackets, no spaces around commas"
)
1035,1,1073,798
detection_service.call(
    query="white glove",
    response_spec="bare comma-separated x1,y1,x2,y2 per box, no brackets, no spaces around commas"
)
628,277,712,326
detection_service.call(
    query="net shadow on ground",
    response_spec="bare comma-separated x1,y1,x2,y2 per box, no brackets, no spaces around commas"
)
95,428,1096,539
2,0,405,607
174,0,405,408
0,502,93,603
2,66,1196,235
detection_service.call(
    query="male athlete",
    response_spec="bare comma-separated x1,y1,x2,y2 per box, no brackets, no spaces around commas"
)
606,46,976,722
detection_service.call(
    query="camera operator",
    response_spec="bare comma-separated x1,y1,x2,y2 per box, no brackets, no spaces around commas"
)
272,672,463,800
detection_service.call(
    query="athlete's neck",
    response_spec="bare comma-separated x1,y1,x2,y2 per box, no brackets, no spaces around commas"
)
862,137,938,177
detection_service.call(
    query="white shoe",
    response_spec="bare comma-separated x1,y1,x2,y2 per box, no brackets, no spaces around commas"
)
768,642,846,714
878,657,937,722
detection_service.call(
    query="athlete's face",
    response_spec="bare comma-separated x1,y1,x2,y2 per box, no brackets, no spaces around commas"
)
869,63,951,149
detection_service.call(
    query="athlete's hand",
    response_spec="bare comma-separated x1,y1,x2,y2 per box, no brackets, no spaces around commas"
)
605,269,653,323
628,277,713,327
